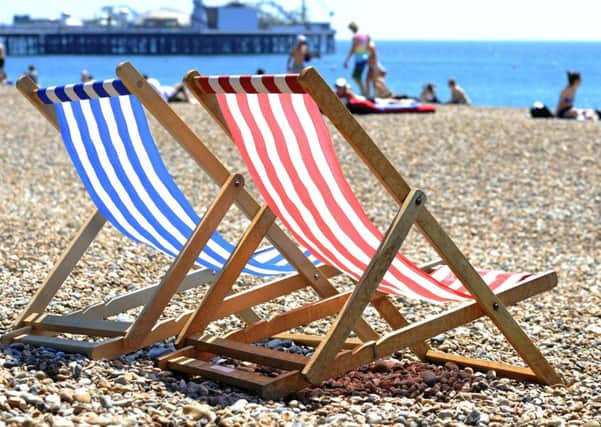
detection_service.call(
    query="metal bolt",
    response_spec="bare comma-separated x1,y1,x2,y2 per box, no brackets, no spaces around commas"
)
234,179,241,187
415,195,423,205
313,273,320,279
492,302,499,310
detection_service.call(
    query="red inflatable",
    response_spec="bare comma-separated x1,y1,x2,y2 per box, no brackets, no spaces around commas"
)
346,97,436,114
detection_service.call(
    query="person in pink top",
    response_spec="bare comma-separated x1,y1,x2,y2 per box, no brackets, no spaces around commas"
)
343,22,370,96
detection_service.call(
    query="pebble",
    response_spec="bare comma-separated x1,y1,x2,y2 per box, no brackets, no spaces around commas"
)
0,94,599,426
183,402,216,422
73,388,91,404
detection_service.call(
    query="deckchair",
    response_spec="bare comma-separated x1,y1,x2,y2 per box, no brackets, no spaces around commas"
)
2,63,340,359
158,67,562,399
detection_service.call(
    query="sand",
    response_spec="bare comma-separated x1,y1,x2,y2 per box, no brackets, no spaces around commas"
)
0,84,599,426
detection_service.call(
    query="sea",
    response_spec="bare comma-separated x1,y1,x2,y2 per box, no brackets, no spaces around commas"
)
4,40,601,109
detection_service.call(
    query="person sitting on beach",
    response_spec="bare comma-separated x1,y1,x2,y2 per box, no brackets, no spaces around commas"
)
420,83,440,103
334,77,363,102
556,71,581,119
447,79,471,105
365,41,393,99
343,22,370,96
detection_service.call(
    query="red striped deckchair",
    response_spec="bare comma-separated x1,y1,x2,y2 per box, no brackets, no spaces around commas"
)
159,67,562,399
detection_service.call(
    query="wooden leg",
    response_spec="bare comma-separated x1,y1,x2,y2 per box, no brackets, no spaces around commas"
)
175,206,275,346
13,209,105,327
303,190,425,384
417,210,563,385
124,174,244,350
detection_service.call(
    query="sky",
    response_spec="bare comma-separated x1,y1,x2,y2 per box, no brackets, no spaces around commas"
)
1,0,600,41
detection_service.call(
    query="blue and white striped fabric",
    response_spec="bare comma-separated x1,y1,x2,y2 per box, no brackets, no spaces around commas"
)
41,80,318,275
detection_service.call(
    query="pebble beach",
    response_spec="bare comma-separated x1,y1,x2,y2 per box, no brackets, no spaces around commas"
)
0,84,599,426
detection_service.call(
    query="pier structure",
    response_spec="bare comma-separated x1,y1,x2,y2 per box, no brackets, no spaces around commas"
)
0,27,335,56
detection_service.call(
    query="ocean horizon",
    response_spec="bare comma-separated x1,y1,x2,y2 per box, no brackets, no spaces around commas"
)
3,40,600,109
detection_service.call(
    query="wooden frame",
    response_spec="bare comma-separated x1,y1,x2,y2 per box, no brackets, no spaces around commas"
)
3,70,269,359
156,66,562,399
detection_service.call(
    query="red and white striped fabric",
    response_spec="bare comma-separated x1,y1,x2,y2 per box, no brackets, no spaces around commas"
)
198,74,530,303
194,75,304,94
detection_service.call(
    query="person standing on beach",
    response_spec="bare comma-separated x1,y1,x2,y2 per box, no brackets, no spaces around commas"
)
556,71,581,119
286,34,320,73
365,41,392,98
287,35,309,73
447,79,471,105
343,22,370,96
0,42,7,84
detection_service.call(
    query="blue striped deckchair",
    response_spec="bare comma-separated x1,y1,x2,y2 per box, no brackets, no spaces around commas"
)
4,63,341,359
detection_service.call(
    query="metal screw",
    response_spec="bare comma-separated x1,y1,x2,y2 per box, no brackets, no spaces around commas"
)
313,273,320,279
234,179,241,187
415,195,423,205
492,302,499,310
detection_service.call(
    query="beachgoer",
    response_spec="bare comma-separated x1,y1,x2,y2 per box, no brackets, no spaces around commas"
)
420,83,440,103
25,65,38,83
256,68,266,75
343,22,370,96
556,71,581,119
167,80,190,103
334,77,362,101
365,41,392,98
447,79,471,105
81,69,94,82
287,34,312,73
0,42,7,84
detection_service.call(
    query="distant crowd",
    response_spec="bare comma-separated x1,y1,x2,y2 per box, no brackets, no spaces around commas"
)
0,35,596,120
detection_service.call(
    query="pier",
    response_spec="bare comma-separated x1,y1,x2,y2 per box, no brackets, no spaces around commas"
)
0,27,335,56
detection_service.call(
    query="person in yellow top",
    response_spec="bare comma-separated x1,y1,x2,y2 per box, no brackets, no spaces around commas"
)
343,22,370,96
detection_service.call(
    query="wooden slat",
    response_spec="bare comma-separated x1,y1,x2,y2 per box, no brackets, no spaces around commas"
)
15,335,99,357
303,190,425,384
13,210,105,327
185,337,308,371
214,265,340,319
224,291,353,344
176,206,275,346
273,333,363,350
157,345,198,369
124,173,243,350
424,350,539,382
1,326,34,344
23,313,130,337
298,66,562,386
166,357,271,392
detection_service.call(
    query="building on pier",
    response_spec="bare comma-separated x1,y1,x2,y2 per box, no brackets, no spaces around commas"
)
0,1,335,56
